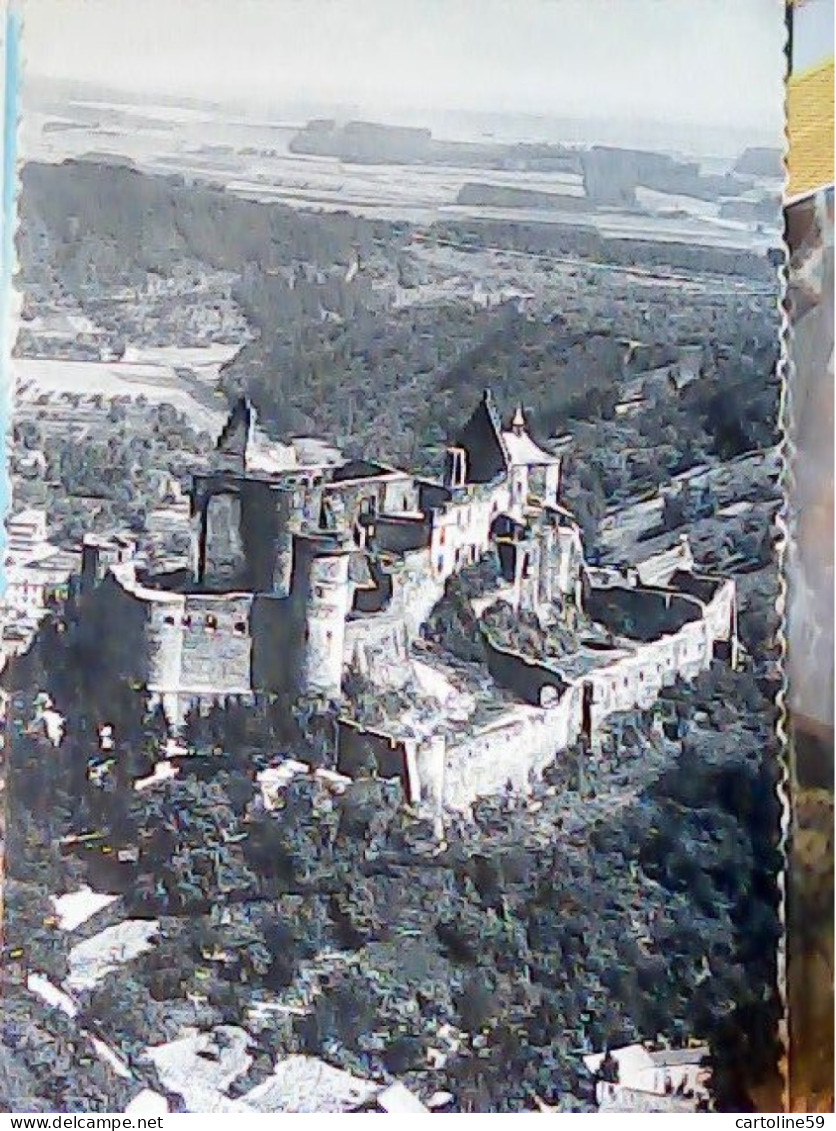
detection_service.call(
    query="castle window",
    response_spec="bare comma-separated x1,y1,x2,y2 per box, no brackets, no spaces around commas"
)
205,614,218,631
163,615,175,626
183,615,192,628
439,528,446,545
437,555,444,573
234,620,247,635
315,585,326,599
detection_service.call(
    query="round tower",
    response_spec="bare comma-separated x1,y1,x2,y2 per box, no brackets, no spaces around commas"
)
270,485,298,597
289,532,353,700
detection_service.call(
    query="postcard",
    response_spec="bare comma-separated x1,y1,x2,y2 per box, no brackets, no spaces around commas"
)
1,0,790,1115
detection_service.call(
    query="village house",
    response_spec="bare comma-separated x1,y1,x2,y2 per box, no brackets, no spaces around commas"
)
2,507,80,667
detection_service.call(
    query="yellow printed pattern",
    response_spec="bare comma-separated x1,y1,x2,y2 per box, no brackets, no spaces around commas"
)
787,59,835,199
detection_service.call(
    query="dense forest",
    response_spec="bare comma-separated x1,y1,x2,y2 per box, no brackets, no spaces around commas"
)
4,614,781,1110
2,158,785,1112
16,161,781,556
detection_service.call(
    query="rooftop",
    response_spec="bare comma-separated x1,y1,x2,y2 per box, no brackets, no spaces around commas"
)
6,545,80,579
51,887,120,933
7,508,48,529
502,428,561,467
240,1055,378,1113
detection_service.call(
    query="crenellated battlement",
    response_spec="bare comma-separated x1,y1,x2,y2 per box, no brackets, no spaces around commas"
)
75,391,736,787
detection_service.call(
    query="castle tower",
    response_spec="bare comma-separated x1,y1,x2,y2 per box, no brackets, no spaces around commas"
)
214,397,255,474
516,532,542,612
288,532,353,700
80,533,137,594
270,485,297,596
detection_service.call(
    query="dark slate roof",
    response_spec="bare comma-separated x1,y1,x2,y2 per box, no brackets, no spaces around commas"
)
454,389,510,485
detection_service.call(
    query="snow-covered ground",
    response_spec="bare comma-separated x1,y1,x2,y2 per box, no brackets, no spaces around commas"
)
13,356,231,437
144,1031,384,1114
121,344,241,371
27,971,141,1102
257,761,351,810
90,1037,132,1081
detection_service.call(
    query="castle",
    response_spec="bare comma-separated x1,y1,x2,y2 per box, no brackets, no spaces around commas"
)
80,390,738,816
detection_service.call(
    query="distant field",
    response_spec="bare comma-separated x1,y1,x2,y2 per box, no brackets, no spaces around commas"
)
12,350,332,472
13,349,237,436
20,99,781,253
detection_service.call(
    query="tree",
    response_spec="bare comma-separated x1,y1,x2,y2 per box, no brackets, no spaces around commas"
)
127,775,259,914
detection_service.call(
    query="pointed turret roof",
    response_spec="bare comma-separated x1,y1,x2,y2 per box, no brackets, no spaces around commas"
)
454,389,510,484
501,405,560,467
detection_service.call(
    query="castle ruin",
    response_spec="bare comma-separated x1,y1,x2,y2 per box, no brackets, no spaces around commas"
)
79,390,738,817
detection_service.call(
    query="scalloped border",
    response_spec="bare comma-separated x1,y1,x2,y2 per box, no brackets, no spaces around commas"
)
0,0,800,1112
0,0,23,960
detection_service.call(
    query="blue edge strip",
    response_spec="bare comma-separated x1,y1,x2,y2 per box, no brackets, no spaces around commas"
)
0,2,20,599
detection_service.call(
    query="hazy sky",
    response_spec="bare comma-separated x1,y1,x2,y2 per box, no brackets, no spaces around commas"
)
23,0,786,132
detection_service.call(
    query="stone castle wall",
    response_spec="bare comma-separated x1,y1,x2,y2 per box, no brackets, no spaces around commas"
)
698,576,736,643
337,718,414,787
373,514,431,554
100,569,258,719
96,532,353,716
323,472,419,526
584,584,703,643
146,595,186,691
381,492,579,641
481,633,567,706
203,492,245,586
438,683,585,811
428,482,512,584
343,615,412,688
87,449,736,802
194,475,297,594
179,593,254,694
283,539,352,700
388,547,448,638
636,539,695,586
341,578,735,816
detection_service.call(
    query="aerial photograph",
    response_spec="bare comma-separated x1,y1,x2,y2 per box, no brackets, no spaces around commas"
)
1,0,786,1114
